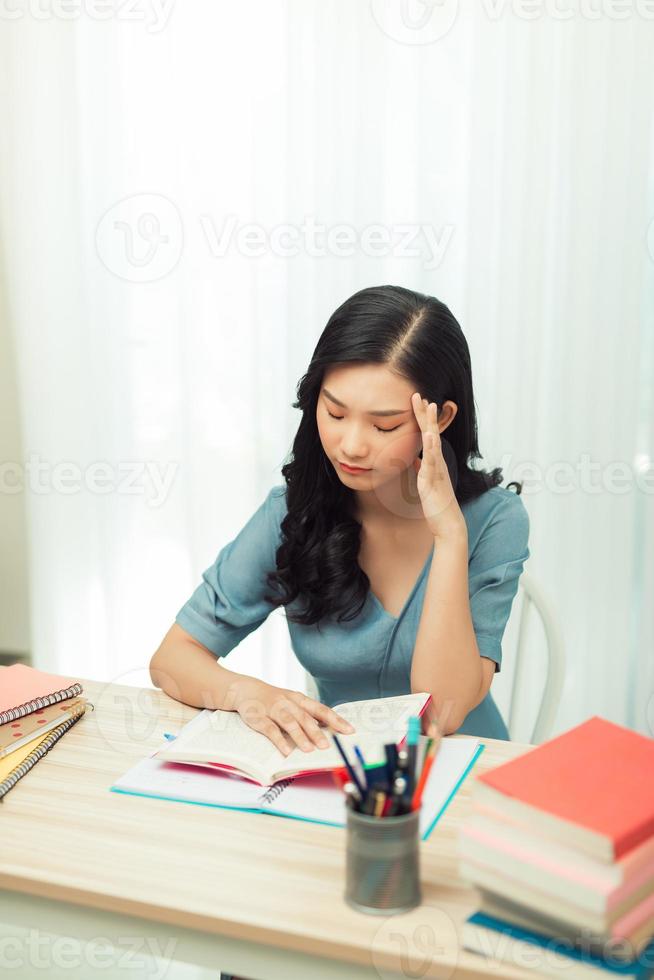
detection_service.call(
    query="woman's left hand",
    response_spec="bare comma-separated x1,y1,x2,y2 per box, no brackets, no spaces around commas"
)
411,392,466,540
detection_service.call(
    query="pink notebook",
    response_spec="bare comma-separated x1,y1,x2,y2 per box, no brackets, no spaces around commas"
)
0,664,83,725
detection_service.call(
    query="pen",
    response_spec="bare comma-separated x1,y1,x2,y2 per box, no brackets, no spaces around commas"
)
395,747,409,785
411,730,442,811
384,742,398,786
386,773,409,815
353,745,369,791
331,733,366,799
343,780,362,812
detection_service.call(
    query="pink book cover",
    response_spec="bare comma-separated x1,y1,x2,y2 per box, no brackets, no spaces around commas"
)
0,664,82,719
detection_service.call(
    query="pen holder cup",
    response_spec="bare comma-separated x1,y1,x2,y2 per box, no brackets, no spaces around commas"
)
344,805,422,915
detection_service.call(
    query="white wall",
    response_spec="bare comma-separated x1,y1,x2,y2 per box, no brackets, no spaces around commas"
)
0,267,31,657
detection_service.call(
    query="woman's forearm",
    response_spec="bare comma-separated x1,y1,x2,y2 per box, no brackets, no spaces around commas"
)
410,529,482,734
149,625,250,711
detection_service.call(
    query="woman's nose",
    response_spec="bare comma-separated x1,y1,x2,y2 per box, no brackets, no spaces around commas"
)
340,426,368,458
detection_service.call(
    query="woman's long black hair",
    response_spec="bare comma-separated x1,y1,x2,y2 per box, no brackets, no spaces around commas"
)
264,284,519,629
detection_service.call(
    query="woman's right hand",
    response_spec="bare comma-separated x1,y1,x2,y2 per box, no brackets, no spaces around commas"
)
231,677,356,756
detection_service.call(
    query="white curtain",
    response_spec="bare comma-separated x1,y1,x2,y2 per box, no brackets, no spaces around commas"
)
1,1,652,738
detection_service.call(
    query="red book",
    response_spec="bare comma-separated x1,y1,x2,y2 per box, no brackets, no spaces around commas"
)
472,716,654,863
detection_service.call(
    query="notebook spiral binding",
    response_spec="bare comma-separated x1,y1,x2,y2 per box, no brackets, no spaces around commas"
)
0,682,84,725
0,701,88,802
260,777,294,804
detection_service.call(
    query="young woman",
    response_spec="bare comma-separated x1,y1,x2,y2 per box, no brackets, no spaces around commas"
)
150,284,530,754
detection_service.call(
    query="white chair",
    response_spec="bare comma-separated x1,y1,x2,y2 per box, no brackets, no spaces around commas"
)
506,570,565,744
302,570,565,746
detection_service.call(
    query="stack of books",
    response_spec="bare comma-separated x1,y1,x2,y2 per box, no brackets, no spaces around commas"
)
458,716,654,979
0,663,90,800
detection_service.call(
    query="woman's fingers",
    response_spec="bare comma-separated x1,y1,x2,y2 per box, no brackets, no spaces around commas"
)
250,717,294,757
412,393,441,464
301,713,332,749
298,696,356,735
271,698,336,752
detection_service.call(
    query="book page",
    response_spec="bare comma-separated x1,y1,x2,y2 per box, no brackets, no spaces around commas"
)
155,709,289,779
271,692,431,779
113,743,268,809
332,692,430,737
155,691,431,784
275,730,388,780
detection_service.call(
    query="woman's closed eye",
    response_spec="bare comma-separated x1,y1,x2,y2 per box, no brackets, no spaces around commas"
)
326,410,401,434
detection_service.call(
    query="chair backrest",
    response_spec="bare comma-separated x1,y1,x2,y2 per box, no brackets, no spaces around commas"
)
506,571,566,744
302,571,566,746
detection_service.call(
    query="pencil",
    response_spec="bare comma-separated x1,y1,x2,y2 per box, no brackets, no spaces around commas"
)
373,790,386,817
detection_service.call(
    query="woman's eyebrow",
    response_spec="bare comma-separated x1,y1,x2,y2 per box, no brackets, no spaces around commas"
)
322,388,411,417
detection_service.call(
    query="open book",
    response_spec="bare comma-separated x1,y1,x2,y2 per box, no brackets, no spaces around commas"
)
153,691,433,786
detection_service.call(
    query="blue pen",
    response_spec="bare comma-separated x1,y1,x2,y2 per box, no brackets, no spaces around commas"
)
331,733,366,799
163,732,176,741
353,745,369,791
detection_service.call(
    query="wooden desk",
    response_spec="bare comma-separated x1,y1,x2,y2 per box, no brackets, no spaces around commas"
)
0,676,536,979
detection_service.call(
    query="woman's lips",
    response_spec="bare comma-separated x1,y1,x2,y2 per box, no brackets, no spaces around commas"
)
339,462,371,473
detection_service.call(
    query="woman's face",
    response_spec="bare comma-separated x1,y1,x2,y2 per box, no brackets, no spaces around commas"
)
316,363,426,490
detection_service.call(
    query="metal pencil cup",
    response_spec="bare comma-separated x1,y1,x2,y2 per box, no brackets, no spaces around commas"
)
344,805,422,915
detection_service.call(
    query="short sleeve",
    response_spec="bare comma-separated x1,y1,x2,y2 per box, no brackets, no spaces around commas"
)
175,485,286,658
467,491,530,673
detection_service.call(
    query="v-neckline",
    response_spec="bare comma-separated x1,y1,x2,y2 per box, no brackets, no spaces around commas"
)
368,548,434,623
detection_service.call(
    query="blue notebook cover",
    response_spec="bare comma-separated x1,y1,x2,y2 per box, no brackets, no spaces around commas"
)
466,912,654,978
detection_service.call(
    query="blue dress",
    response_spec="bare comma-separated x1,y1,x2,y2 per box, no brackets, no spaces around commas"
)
175,484,530,740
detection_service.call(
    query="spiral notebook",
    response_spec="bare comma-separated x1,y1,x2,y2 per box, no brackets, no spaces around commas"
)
111,726,484,839
0,663,83,724
0,702,88,801
0,696,89,759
